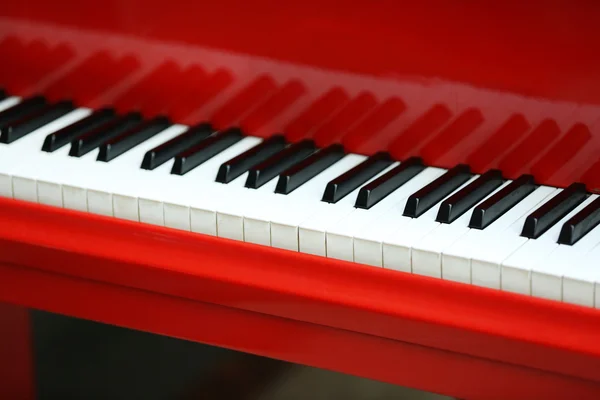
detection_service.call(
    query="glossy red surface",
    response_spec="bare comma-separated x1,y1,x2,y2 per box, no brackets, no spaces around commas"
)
1,198,600,399
1,1,600,190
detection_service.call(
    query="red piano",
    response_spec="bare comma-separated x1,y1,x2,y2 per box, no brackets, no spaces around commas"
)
2,1,600,399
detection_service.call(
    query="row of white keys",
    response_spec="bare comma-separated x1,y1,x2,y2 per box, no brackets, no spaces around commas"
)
10,114,185,216
381,175,479,273
268,154,366,251
0,106,92,200
411,180,512,278
501,194,598,297
548,225,600,308
352,168,446,268
242,154,364,247
297,162,399,257
146,136,263,233
527,194,600,303
326,167,446,262
441,185,558,286
471,188,562,292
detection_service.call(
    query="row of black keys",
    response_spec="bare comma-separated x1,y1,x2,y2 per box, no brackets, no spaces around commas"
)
1,93,599,246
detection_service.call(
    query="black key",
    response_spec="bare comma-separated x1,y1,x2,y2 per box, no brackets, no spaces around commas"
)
436,169,504,224
521,182,588,239
97,116,171,162
69,112,142,157
172,128,244,175
141,122,214,170
43,108,116,152
355,157,425,210
403,164,472,218
275,144,345,195
0,101,74,144
216,134,287,183
469,174,537,230
245,139,317,189
322,152,393,204
0,89,5,101
0,95,47,126
558,196,600,245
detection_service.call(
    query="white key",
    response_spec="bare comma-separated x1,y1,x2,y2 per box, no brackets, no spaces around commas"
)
382,175,479,274
242,153,352,247
467,188,560,292
298,162,398,257
501,194,596,299
560,227,600,308
442,185,557,286
269,155,366,251
157,136,262,235
352,168,447,267
411,180,510,278
0,96,21,113
0,108,89,200
326,167,444,262
529,194,600,303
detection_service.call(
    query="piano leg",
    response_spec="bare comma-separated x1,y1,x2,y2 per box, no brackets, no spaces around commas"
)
0,302,34,400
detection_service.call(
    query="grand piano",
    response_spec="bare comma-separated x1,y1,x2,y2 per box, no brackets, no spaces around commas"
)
1,1,600,399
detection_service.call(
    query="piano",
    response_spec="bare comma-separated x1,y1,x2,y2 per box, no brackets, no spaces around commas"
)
1,1,600,399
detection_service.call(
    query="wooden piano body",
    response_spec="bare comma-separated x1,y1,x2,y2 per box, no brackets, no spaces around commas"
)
1,1,600,399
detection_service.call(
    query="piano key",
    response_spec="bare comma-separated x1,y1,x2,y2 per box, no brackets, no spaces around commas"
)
275,144,345,195
326,166,442,262
171,127,243,175
441,185,556,286
0,108,93,200
321,152,393,204
562,242,600,308
97,116,171,162
521,182,588,239
557,196,600,245
501,193,596,297
0,95,46,126
530,199,600,305
0,89,5,101
269,155,367,251
0,101,74,144
411,180,510,278
42,108,117,152
154,136,263,232
69,112,142,157
36,121,185,217
436,169,504,224
469,174,537,230
297,160,396,256
403,164,471,218
0,96,21,113
243,153,359,247
216,134,287,183
245,139,316,189
382,175,478,274
355,157,425,210
352,167,447,267
141,122,214,170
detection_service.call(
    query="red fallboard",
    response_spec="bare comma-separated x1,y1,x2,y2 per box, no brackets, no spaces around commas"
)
1,0,600,190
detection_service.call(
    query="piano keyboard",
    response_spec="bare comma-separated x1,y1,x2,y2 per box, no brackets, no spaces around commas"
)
2,92,600,309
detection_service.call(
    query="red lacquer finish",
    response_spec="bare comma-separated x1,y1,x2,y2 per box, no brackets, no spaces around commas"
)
1,198,600,399
1,1,600,190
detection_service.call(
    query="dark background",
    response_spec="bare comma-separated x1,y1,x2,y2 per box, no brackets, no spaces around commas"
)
31,310,449,399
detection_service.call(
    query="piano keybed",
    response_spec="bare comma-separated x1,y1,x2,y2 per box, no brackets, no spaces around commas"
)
0,90,599,310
